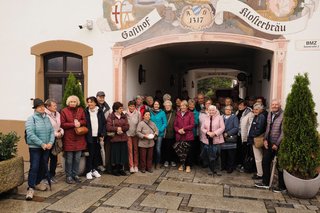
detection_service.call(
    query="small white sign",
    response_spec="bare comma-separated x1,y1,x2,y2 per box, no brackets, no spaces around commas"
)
295,39,320,51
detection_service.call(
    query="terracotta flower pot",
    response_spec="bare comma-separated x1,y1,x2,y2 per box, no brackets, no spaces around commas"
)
284,169,320,199
0,156,24,193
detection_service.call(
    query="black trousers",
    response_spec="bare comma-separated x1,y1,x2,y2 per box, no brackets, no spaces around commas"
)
86,137,101,173
162,138,177,163
49,152,58,177
262,145,286,189
221,149,237,170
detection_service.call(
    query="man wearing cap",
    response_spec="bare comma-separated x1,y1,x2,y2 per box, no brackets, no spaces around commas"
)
25,98,55,200
96,91,111,173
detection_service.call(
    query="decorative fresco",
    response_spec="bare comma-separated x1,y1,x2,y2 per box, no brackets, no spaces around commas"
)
99,0,319,43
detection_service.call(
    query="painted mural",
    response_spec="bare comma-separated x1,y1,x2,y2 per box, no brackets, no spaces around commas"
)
100,0,319,43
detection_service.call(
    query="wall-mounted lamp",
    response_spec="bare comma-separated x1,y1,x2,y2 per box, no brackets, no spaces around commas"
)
138,64,146,84
79,20,93,30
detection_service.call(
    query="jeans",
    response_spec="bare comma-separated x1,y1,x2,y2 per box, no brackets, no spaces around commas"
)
28,148,50,189
154,136,163,164
65,151,82,178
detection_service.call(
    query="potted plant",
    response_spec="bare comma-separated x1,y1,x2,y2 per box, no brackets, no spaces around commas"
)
0,131,24,193
278,73,320,198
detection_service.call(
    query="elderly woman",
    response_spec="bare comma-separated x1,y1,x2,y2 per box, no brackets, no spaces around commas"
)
221,105,239,173
44,99,64,183
126,100,141,173
174,100,195,173
107,102,129,176
25,98,55,200
84,96,106,180
248,103,267,180
150,100,167,169
61,95,87,184
162,100,177,167
200,105,225,175
137,111,159,173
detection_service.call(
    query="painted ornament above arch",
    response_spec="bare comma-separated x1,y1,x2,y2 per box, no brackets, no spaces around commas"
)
98,0,319,42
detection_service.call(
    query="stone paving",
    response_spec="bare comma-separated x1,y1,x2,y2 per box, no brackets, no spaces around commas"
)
1,163,320,213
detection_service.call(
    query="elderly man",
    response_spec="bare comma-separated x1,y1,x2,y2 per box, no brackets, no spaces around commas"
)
96,91,111,173
255,99,286,193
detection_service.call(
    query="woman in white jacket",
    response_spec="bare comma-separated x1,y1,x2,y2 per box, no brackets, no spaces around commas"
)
236,100,254,171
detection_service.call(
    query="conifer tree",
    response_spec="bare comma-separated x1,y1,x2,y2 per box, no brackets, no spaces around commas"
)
279,73,320,179
62,73,86,108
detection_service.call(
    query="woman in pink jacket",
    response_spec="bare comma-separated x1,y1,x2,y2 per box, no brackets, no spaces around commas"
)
200,105,225,176
173,100,195,173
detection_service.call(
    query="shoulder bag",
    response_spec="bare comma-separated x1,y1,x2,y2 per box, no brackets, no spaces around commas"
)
144,121,158,141
74,108,88,135
106,117,115,137
254,134,264,148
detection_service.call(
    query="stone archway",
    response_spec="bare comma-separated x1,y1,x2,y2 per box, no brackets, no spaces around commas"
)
112,32,287,105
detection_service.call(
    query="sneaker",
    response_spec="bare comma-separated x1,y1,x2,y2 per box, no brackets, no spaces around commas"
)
73,176,81,183
86,172,93,180
178,165,184,171
255,182,270,189
252,174,263,180
92,170,101,178
50,177,58,183
164,161,169,167
171,161,176,167
26,188,34,200
272,187,287,193
35,183,47,191
140,169,146,173
130,167,135,173
186,166,191,173
208,170,213,175
237,166,245,173
66,177,76,184
97,165,106,172
147,168,153,173
134,166,139,173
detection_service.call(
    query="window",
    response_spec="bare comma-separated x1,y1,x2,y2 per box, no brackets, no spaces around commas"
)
44,52,83,110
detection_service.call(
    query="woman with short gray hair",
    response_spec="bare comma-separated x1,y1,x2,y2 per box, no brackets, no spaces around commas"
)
247,103,267,180
163,100,177,167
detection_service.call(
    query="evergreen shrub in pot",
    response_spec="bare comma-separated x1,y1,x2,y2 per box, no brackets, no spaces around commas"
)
0,131,24,193
278,73,320,198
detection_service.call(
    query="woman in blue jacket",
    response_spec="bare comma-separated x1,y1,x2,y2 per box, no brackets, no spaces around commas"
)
25,98,54,200
150,100,167,169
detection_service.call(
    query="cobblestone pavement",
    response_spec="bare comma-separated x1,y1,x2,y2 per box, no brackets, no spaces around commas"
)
0,163,320,213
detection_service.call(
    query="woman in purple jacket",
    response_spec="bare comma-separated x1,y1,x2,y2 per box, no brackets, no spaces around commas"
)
173,100,195,173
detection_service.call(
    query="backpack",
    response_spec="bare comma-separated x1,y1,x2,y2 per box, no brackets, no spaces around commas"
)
24,116,35,144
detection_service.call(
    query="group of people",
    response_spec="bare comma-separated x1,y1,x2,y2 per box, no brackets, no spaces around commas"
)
24,90,286,200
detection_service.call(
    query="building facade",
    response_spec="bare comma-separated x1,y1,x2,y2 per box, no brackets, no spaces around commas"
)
0,0,320,159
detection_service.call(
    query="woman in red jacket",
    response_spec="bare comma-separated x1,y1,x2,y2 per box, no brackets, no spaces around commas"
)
174,100,195,173
60,95,87,184
107,102,129,176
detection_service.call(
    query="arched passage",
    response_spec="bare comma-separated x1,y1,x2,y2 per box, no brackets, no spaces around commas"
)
112,32,287,105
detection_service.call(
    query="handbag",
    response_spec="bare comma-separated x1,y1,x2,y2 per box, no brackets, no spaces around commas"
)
254,134,264,148
106,118,115,137
74,108,88,135
75,126,88,135
51,138,63,156
224,135,238,143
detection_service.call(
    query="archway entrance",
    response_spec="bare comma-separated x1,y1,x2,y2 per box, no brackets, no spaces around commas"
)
112,33,287,105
